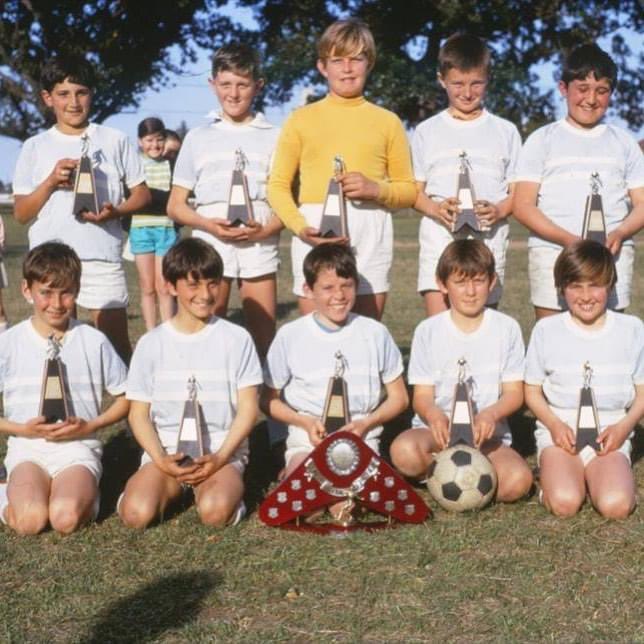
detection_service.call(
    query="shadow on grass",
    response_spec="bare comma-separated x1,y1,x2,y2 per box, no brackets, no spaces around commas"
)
84,571,220,643
244,420,284,513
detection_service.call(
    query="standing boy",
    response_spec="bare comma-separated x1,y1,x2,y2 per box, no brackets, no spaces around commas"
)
514,43,644,320
267,19,417,321
168,43,282,360
0,242,128,535
412,33,521,316
119,238,262,528
12,56,149,363
390,240,533,503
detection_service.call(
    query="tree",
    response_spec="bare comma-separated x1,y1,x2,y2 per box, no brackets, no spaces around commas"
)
0,0,241,140
243,0,643,136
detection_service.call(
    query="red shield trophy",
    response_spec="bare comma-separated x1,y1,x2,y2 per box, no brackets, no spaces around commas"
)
581,172,607,245
318,155,348,239
575,362,602,455
259,351,430,533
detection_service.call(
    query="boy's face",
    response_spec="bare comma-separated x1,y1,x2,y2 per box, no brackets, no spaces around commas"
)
304,268,357,327
22,278,77,333
139,132,165,160
438,271,495,319
210,69,263,123
562,279,609,327
163,139,181,163
438,66,488,117
317,50,370,99
169,275,220,322
41,78,92,134
559,74,612,129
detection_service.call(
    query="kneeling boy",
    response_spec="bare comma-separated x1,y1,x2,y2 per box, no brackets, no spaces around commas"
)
119,238,262,528
0,243,128,534
391,240,533,502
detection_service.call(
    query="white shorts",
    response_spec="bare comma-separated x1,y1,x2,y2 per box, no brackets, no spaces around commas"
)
417,218,509,305
291,202,393,297
4,436,103,481
528,244,634,310
285,424,382,465
534,424,632,467
139,429,248,475
77,260,129,310
193,202,279,279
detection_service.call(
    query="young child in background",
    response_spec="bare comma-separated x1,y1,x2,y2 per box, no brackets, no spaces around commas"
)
0,242,128,535
525,240,642,518
412,33,521,316
163,130,182,168
390,240,533,503
514,43,644,320
119,238,262,529
168,43,282,360
267,18,416,321
130,117,177,330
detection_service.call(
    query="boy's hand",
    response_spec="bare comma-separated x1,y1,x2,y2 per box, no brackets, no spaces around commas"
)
597,422,630,454
299,414,326,446
19,416,62,438
339,418,370,439
156,453,200,479
205,218,250,242
425,410,450,450
298,226,348,247
605,230,624,255
178,452,226,486
44,416,94,441
82,202,121,224
47,158,78,191
474,200,503,229
473,410,496,446
549,419,576,454
435,198,459,229
243,220,271,242
338,172,380,201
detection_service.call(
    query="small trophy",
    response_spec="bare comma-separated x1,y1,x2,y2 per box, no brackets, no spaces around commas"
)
72,133,99,220
321,351,350,433
226,148,254,227
319,155,348,239
575,362,601,453
176,376,206,465
39,334,69,423
581,172,607,245
452,151,481,234
448,358,475,447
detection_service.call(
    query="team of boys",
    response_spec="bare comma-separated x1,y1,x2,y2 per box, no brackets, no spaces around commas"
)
2,19,643,534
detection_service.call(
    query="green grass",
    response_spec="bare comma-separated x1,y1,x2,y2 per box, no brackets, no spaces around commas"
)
0,208,642,643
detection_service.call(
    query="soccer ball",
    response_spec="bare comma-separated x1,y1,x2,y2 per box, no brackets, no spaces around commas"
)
426,445,497,512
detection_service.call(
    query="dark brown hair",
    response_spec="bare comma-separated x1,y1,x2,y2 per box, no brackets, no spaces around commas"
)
554,240,617,291
162,238,223,285
303,243,359,288
436,239,495,284
438,33,491,76
212,43,262,80
23,242,81,292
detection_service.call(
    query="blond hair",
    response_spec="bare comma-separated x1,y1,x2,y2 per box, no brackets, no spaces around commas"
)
317,19,376,70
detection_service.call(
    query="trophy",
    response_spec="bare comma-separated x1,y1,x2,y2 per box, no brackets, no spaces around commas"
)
452,151,481,234
321,351,350,434
72,133,99,220
176,376,206,465
39,334,69,423
575,362,601,454
226,148,254,227
448,358,476,447
319,155,348,239
581,172,607,245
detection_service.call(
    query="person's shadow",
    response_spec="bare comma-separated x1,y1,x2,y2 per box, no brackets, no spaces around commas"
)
84,571,220,643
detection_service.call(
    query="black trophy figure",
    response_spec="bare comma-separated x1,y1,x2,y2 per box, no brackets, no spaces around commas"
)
226,148,254,227
176,376,206,464
72,132,99,220
575,362,601,453
582,172,607,245
319,155,348,239
453,151,481,234
39,334,69,423
448,358,476,447
321,351,350,433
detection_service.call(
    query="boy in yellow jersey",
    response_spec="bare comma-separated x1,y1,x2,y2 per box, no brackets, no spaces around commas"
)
267,19,417,320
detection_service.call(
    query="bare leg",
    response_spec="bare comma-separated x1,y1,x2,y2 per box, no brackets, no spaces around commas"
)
390,427,442,479
134,253,157,331
422,290,448,317
586,452,636,519
535,306,560,321
119,463,183,529
155,255,175,322
353,293,387,321
239,274,277,360
539,446,586,517
6,462,50,535
194,463,244,527
213,277,233,318
482,442,533,503
49,465,98,534
90,307,132,365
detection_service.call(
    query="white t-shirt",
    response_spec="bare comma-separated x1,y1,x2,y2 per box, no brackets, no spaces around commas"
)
411,109,521,248
0,319,127,450
525,310,644,428
408,309,525,437
264,313,403,430
173,113,279,206
126,317,262,447
13,123,144,262
515,119,644,250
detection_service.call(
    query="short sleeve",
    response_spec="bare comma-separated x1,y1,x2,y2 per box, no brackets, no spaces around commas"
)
235,331,263,389
12,138,37,195
407,321,436,386
101,338,128,396
505,125,523,184
380,328,404,383
126,335,155,402
524,322,546,385
624,135,644,190
633,319,644,385
263,330,291,390
515,129,546,184
410,125,427,183
501,319,525,382
121,136,145,189
172,131,198,191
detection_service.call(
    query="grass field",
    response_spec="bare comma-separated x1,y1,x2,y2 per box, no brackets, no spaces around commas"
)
0,208,642,643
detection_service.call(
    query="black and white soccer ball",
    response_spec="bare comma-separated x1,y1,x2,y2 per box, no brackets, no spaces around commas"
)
426,445,497,512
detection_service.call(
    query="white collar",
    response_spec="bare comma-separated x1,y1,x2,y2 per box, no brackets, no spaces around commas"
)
210,112,273,130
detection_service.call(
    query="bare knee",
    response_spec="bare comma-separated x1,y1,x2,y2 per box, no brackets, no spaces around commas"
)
390,438,428,479
197,496,235,528
593,490,635,520
497,466,533,503
49,498,88,535
119,496,158,530
544,487,585,517
10,506,49,536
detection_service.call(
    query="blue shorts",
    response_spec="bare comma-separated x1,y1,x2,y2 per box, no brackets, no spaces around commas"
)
130,226,178,256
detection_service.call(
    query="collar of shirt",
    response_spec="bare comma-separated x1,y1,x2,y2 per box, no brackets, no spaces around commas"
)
210,112,274,130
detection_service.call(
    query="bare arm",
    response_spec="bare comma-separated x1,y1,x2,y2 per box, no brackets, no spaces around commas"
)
524,383,575,453
606,186,644,255
412,384,450,450
598,383,644,453
474,380,523,445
